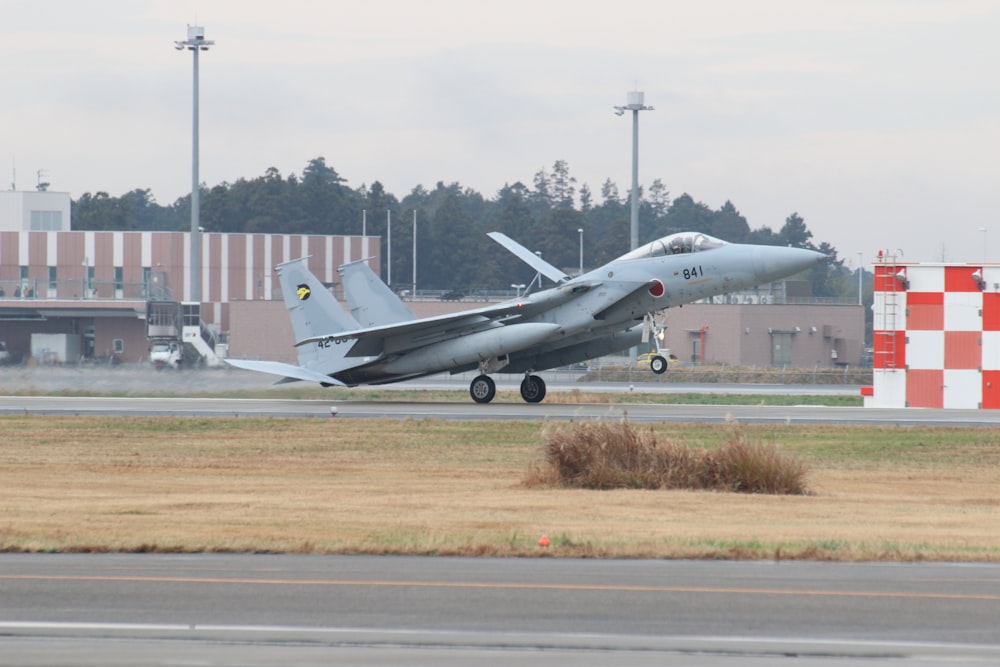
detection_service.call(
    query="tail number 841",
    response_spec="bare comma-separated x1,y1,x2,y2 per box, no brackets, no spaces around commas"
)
682,266,704,280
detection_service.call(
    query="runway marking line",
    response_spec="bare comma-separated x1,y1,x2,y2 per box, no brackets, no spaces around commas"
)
3,574,999,602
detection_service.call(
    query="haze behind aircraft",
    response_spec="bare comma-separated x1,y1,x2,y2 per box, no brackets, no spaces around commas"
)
226,232,825,403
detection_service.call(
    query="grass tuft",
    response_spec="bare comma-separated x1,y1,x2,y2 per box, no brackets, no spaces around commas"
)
529,419,808,494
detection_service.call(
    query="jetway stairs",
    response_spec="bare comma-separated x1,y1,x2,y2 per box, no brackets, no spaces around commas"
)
146,301,225,368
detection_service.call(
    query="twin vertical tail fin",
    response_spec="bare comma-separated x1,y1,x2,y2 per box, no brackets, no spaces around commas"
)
338,259,416,328
276,258,360,370
277,258,358,340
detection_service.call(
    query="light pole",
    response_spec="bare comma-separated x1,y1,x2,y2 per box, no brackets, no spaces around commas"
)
412,210,417,294
615,91,653,362
614,91,654,251
175,25,214,303
857,251,863,306
511,283,525,297
577,228,584,275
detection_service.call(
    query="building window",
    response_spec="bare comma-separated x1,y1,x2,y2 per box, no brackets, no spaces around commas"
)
114,267,123,292
48,266,57,290
29,210,63,231
113,339,125,354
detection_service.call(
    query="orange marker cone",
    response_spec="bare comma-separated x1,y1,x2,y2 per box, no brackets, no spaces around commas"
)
538,535,550,547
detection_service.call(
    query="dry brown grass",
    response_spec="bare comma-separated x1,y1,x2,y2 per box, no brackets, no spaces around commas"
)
530,420,807,494
1,415,999,561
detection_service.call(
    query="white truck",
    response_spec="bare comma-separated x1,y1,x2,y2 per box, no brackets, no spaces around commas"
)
150,341,182,369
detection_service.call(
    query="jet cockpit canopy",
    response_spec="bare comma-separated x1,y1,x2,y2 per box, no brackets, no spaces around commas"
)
619,232,727,261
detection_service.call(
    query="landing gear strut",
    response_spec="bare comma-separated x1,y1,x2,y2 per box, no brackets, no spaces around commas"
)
470,374,496,404
519,374,546,403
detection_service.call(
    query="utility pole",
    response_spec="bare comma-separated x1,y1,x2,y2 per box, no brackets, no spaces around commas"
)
615,91,654,362
175,25,214,303
614,91,654,251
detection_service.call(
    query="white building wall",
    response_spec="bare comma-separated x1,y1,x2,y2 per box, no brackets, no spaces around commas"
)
873,291,907,331
869,369,906,408
906,330,944,370
907,265,944,292
983,331,1000,371
944,292,982,330
0,191,71,232
943,369,981,409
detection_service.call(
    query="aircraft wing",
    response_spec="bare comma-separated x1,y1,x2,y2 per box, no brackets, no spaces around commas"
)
224,358,347,385
297,275,611,356
295,300,531,354
487,232,570,283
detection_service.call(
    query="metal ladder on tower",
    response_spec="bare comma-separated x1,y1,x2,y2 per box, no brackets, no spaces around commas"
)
875,251,902,370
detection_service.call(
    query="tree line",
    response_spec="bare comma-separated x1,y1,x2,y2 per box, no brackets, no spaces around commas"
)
71,157,853,296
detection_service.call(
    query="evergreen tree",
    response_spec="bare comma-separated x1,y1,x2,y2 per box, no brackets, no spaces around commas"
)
663,194,714,234
578,183,593,213
710,201,750,242
550,159,577,209
777,212,814,249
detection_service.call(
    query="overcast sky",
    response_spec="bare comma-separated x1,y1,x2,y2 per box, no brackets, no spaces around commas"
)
3,0,997,265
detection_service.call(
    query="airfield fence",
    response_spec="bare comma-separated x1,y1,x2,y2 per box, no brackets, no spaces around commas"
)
584,362,871,386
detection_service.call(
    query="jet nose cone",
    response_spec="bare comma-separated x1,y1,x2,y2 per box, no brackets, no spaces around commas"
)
753,246,826,282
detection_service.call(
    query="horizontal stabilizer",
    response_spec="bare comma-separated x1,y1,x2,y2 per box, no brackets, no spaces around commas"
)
225,358,346,386
487,232,569,283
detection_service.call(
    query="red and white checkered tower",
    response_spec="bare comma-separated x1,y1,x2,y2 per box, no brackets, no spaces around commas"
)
867,250,1000,408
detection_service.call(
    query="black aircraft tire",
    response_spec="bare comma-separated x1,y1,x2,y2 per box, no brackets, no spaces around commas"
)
520,375,546,403
650,355,668,374
470,375,497,403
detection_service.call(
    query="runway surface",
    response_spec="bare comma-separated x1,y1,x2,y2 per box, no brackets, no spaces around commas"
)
4,365,996,425
2,554,999,666
4,393,1000,426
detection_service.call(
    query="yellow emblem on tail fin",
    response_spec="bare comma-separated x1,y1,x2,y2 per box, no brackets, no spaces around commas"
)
296,284,311,300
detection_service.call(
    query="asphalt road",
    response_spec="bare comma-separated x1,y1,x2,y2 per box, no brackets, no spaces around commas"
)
2,554,999,666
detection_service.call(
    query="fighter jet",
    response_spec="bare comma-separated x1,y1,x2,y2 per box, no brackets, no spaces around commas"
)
226,231,825,403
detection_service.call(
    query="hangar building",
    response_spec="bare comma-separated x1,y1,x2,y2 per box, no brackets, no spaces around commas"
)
1,189,376,365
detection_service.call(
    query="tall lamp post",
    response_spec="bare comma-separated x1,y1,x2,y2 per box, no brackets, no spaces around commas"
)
175,25,214,303
577,228,584,276
412,210,418,294
857,251,863,306
614,91,654,251
615,91,653,362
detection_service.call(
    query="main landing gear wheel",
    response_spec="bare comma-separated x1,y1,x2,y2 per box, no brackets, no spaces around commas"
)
520,374,546,403
650,355,668,374
470,374,496,404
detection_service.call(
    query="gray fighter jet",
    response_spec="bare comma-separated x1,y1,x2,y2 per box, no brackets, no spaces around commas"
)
226,231,825,403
